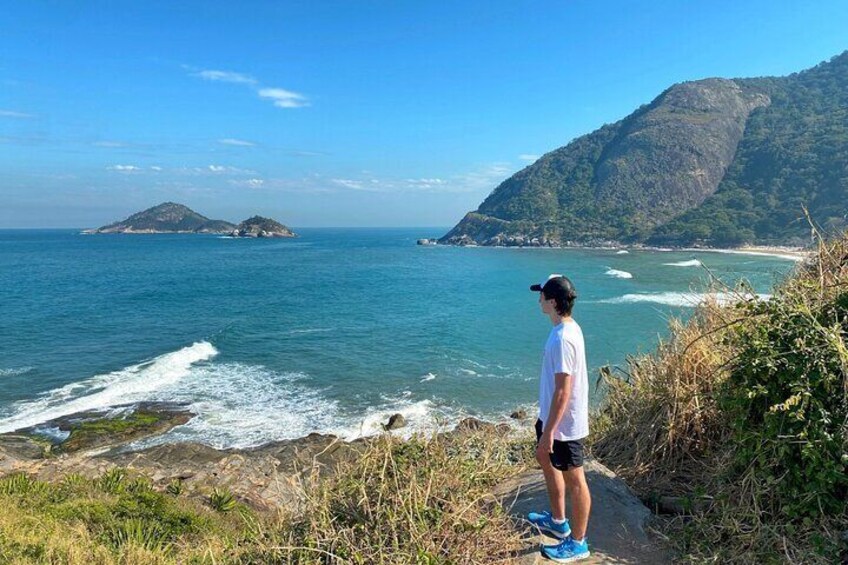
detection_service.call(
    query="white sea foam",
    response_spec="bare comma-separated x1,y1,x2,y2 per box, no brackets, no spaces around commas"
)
663,259,702,267
0,367,33,377
0,341,218,434
605,268,633,279
703,249,806,262
335,397,466,441
137,363,342,449
283,328,333,336
600,292,770,308
615,250,629,255
420,372,437,382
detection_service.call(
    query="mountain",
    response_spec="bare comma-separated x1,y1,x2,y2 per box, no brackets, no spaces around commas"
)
230,216,296,238
86,202,236,234
441,52,848,247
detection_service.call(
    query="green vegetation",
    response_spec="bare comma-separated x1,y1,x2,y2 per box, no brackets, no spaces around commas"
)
51,409,187,453
443,51,848,247
592,231,848,562
651,53,848,246
0,428,533,564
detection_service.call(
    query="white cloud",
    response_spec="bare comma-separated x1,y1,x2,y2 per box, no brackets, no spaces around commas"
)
188,65,309,110
0,110,35,119
176,165,256,176
329,178,385,192
230,178,265,188
93,141,127,148
193,69,257,85
107,165,141,172
404,178,447,189
150,166,162,171
445,163,515,194
518,154,540,162
218,138,255,147
258,88,309,108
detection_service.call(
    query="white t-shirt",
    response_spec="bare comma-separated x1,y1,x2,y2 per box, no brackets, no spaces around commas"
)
538,319,589,441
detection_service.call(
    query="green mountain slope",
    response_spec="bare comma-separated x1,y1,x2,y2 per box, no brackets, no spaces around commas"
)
441,52,848,247
89,202,236,234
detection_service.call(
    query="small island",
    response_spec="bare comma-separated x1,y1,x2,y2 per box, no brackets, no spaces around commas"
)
83,202,296,238
229,216,296,238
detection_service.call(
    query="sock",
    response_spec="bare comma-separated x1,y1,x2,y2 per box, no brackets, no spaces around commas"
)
552,517,566,524
571,537,584,545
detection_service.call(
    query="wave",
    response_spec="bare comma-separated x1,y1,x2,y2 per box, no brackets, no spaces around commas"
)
0,367,33,377
705,248,806,262
0,341,218,434
420,372,437,383
605,268,633,279
599,292,770,307
282,328,333,336
134,363,342,449
615,250,629,254
663,259,702,267
334,395,470,441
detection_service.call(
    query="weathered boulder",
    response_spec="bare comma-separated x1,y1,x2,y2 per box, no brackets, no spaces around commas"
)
383,413,406,431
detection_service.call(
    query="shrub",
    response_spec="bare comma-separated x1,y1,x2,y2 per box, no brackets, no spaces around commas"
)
592,232,848,562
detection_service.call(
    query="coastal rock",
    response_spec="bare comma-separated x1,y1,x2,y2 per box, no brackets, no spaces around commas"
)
510,409,527,420
416,238,437,246
231,216,296,238
497,460,669,564
455,417,510,434
0,402,193,456
383,413,406,431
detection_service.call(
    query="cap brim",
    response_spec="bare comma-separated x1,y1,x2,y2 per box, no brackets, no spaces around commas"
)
529,284,543,291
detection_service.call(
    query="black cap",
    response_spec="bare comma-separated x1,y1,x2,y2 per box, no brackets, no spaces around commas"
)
530,274,577,300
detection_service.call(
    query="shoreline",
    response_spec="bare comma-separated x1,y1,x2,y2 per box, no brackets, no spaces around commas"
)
431,241,812,261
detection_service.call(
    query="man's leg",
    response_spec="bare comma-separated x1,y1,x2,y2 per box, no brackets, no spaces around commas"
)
535,448,566,520
561,466,591,540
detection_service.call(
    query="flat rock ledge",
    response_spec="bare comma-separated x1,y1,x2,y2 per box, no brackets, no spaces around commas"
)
496,462,670,564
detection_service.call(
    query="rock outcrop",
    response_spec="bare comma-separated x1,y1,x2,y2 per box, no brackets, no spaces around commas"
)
230,216,296,238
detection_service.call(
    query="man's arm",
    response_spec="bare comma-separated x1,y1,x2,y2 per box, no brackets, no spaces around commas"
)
538,372,572,454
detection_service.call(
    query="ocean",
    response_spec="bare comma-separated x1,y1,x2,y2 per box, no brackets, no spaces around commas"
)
0,228,798,448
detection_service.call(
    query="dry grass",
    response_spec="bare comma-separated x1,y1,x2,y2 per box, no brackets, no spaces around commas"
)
591,229,848,563
0,427,533,564
591,296,740,495
248,429,533,564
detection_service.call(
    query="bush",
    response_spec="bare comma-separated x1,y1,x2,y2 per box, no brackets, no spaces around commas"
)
592,231,848,563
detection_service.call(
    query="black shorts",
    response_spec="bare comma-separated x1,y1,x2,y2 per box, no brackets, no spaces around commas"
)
535,419,585,471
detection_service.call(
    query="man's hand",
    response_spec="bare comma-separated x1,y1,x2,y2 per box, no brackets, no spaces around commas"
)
536,431,554,462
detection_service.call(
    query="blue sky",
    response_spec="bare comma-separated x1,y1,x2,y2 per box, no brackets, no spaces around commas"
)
2,1,847,228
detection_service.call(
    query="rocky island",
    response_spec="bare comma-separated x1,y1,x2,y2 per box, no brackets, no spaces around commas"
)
229,215,296,238
84,202,297,238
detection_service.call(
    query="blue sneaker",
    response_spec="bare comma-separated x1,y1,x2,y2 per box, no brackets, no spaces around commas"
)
527,510,571,539
540,536,590,563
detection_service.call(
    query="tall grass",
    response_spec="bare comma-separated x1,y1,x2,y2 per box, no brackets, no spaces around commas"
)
593,233,848,563
0,427,533,564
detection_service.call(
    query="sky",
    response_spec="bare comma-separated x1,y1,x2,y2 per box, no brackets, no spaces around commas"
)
1,1,847,228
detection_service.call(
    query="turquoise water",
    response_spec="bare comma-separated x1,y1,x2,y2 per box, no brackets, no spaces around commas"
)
0,229,796,447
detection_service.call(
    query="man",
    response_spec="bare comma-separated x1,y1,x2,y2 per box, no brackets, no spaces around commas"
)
528,274,592,563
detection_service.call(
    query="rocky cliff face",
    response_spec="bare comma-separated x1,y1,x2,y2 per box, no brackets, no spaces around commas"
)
441,52,848,247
